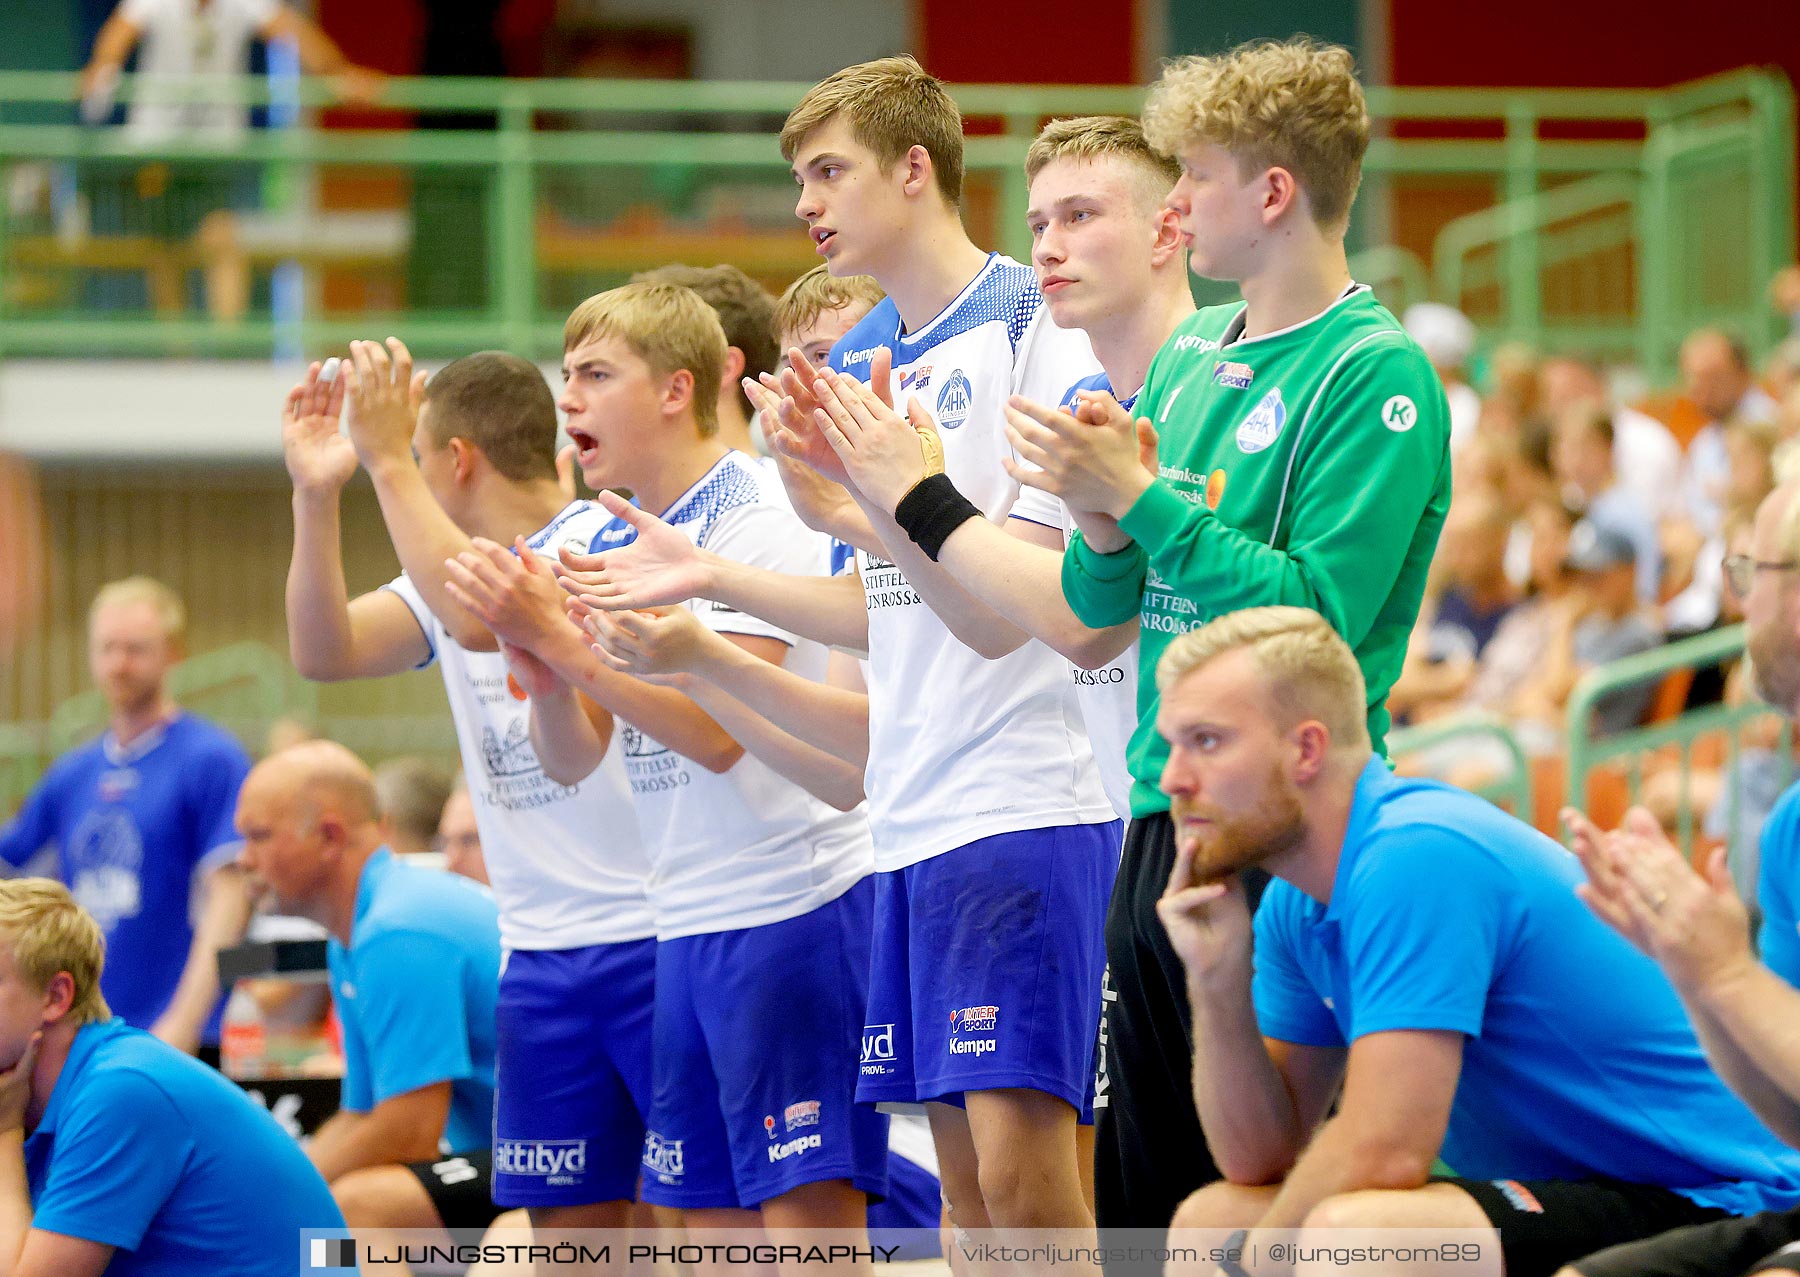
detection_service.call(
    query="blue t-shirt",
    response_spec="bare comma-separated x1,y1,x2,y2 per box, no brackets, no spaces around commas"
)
328,849,501,1153
24,1018,343,1275
0,715,250,1033
1253,758,1800,1217
1758,779,1800,987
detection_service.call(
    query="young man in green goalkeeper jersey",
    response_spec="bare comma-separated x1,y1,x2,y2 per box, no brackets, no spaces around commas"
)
1002,37,1452,1250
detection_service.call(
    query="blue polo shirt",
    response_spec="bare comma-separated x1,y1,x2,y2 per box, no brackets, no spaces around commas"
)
0,714,250,1034
328,849,501,1154
1757,779,1800,988
24,1018,343,1275
1252,757,1800,1217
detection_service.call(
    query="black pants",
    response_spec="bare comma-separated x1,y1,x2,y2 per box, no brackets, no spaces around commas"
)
1095,810,1265,1269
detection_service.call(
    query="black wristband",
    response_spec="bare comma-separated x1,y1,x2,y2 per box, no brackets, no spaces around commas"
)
893,473,980,562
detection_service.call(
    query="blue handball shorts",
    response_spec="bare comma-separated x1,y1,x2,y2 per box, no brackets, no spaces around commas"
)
640,877,890,1210
492,938,656,1208
859,820,1120,1114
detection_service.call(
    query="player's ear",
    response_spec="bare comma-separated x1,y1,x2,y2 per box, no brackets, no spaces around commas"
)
1260,165,1302,225
447,436,477,484
661,368,698,429
1290,719,1331,782
900,144,934,200
1150,204,1185,266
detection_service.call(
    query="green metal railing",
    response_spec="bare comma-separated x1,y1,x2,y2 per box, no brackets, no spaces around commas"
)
1565,623,1792,856
1389,712,1534,818
0,68,1790,369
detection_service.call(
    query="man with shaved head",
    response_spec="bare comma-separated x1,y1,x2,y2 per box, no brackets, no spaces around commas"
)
234,741,504,1243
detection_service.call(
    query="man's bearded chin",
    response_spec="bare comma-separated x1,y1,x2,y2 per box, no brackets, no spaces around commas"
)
1173,789,1305,884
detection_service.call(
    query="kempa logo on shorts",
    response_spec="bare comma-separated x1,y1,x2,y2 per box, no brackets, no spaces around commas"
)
784,1100,821,1131
769,1133,822,1163
1236,387,1287,453
948,1037,996,1056
935,370,973,430
496,1139,587,1180
1212,360,1254,389
641,1131,685,1182
861,1023,897,1076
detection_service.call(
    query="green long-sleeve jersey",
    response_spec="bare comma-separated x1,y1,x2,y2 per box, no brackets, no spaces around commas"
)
1062,287,1452,817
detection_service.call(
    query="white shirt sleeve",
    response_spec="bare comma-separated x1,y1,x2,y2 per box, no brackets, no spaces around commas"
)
1007,483,1067,532
118,0,164,24
693,504,825,646
377,573,438,668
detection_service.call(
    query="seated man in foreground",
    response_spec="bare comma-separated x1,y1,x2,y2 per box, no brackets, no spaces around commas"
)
1154,607,1800,1277
0,878,345,1276
234,741,504,1242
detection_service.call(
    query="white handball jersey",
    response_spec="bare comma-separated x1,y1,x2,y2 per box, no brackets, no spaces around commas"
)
587,452,874,938
1009,374,1142,823
384,501,654,951
829,254,1115,870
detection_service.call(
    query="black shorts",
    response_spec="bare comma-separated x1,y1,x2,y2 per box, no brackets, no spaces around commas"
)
1570,1203,1800,1277
407,1149,504,1231
1446,1176,1728,1277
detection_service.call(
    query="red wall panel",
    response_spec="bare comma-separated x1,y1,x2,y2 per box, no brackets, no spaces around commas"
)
918,0,1139,85
1389,0,1800,89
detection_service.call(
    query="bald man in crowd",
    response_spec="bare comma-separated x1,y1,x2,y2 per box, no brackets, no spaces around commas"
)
233,742,505,1243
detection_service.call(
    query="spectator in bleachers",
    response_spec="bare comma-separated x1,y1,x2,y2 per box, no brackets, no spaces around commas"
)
1771,266,1800,340
1488,341,1544,422
0,578,251,1059
1682,329,1781,537
1553,401,1663,603
1509,518,1662,749
1155,607,1800,1277
78,0,384,322
370,755,454,860
1405,302,1482,448
1766,339,1800,407
1540,354,1684,522
1490,415,1560,591
1388,488,1520,725
1557,476,1800,1276
433,779,489,887
1667,417,1783,635
233,740,506,1243
630,263,780,458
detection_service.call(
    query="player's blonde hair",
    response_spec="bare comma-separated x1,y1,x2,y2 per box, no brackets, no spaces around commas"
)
89,576,185,646
1157,607,1370,751
0,880,110,1027
781,57,966,207
772,266,886,346
1024,115,1180,197
1142,37,1369,231
564,282,728,437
